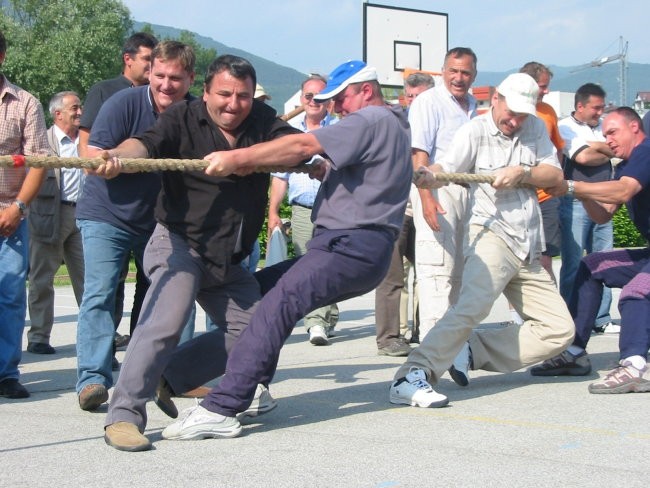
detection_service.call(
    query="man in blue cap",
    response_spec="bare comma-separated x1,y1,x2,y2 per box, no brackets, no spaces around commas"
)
152,60,413,444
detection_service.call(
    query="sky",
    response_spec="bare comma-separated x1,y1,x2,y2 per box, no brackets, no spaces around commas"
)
121,0,647,76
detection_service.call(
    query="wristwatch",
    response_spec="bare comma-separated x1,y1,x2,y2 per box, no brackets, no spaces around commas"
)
521,165,532,179
566,180,575,197
13,199,27,215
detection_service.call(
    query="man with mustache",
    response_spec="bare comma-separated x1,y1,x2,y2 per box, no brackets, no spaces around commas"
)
408,47,478,379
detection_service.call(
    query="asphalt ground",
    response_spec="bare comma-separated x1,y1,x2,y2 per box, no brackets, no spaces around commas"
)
2,261,647,488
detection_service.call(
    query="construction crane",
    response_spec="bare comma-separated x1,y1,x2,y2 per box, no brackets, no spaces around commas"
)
571,36,628,106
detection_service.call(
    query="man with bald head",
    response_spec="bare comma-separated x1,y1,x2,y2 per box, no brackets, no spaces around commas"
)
533,107,650,394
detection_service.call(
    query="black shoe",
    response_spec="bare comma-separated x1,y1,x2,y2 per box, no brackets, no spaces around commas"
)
114,333,130,351
0,378,30,399
530,350,591,376
112,356,120,371
154,377,178,418
27,342,56,355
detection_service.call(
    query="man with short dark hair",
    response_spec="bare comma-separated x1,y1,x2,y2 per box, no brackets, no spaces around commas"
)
557,83,616,334
27,91,85,355
533,107,650,393
102,54,302,451
0,30,49,399
78,31,158,359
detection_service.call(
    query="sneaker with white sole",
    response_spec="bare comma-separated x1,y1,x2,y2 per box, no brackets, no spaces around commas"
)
448,342,471,387
597,322,621,334
238,384,278,419
588,360,650,394
389,368,449,408
309,325,330,346
530,350,591,376
161,403,242,441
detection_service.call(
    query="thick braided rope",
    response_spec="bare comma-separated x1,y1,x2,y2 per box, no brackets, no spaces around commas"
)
1,155,312,174
3,155,507,185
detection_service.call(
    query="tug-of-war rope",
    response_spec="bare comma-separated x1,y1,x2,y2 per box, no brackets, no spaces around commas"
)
1,155,505,187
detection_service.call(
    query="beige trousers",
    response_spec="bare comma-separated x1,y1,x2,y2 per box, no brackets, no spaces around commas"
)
396,224,574,383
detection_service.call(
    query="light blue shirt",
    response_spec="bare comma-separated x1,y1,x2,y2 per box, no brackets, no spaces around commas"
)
53,125,84,202
273,112,338,207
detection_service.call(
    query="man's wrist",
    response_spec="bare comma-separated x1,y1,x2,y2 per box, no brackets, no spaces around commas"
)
566,180,575,197
13,199,27,215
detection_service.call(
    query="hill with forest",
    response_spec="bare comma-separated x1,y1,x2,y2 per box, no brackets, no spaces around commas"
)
138,21,650,111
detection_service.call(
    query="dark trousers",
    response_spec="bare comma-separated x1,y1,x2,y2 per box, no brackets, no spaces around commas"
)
374,215,416,347
571,247,650,359
202,226,395,416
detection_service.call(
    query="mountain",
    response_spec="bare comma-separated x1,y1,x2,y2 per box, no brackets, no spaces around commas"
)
138,21,650,112
134,21,305,114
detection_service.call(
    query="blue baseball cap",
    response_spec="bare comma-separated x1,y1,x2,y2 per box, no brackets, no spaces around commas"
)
313,60,378,101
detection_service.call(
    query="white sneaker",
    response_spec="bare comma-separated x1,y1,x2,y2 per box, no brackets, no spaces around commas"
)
389,368,449,408
448,342,471,387
238,384,278,419
601,322,621,334
162,403,242,440
309,325,330,346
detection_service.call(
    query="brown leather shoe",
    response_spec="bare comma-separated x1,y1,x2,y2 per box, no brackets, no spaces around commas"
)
78,383,108,411
182,386,211,398
104,422,151,452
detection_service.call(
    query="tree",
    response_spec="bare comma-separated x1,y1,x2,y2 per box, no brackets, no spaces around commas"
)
0,0,131,111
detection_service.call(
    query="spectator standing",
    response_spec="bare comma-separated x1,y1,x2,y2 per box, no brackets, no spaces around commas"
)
558,83,616,333
26,91,85,354
79,32,158,356
373,72,434,355
0,30,49,399
409,48,478,341
268,74,340,346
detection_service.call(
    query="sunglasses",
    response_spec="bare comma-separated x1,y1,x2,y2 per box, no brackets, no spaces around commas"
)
303,92,323,103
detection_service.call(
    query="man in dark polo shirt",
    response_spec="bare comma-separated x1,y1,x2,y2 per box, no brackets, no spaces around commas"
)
78,32,158,157
74,41,195,412
102,54,301,451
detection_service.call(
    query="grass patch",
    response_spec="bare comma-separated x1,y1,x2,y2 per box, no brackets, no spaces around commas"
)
53,259,137,287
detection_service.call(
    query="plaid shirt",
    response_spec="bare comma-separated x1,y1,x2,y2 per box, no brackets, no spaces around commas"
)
0,75,49,209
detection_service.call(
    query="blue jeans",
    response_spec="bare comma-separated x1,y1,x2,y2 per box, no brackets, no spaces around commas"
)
0,220,28,381
75,220,149,392
558,196,613,326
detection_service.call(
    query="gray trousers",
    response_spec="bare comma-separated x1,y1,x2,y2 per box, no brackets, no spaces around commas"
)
105,224,261,430
28,204,84,344
291,204,339,331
